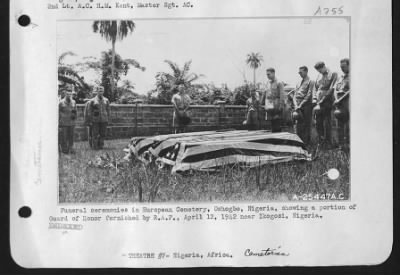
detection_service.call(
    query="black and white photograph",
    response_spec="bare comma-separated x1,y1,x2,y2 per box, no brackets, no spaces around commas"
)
57,17,350,203
10,0,393,268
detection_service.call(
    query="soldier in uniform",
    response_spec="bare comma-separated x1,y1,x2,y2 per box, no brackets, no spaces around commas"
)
58,88,77,154
312,61,338,148
244,88,260,130
171,84,191,133
333,58,350,149
290,66,314,145
83,98,93,148
261,68,285,132
86,87,110,149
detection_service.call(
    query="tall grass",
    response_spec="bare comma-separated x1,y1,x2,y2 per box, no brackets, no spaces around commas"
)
59,139,350,203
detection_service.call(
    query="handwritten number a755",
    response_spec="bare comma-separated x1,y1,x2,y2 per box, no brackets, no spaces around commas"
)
314,6,344,16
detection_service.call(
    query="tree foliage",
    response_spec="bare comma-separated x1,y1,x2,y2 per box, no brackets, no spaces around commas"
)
58,51,77,65
150,60,203,104
233,83,253,105
116,80,147,104
246,52,264,87
99,49,145,102
58,50,145,103
58,51,91,102
92,21,136,101
92,21,135,44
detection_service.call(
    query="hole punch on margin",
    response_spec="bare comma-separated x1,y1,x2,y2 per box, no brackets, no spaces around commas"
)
18,15,31,27
18,206,32,218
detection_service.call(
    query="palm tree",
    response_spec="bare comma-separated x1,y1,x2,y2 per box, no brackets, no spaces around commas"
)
163,60,203,87
246,52,264,88
58,51,90,99
153,60,203,104
92,20,135,99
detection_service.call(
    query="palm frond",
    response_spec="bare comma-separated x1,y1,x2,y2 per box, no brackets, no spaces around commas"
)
246,52,264,69
93,20,136,43
185,73,203,84
124,58,146,71
162,73,176,82
75,60,102,72
182,60,192,77
164,60,181,78
58,66,89,89
58,51,77,65
117,21,135,41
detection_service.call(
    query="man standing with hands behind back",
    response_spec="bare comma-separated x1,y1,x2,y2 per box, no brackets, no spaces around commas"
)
261,68,285,132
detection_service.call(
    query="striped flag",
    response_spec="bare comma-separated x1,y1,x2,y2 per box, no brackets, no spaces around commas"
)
126,130,311,173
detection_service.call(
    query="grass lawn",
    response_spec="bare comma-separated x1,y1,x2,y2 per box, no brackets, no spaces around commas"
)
59,138,350,203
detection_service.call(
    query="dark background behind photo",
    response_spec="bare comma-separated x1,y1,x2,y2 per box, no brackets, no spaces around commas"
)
1,0,398,273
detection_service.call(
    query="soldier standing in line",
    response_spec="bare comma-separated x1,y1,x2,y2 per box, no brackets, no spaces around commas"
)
83,98,93,148
171,84,191,133
333,58,350,149
86,86,110,149
290,66,315,145
58,88,77,154
312,61,338,148
244,88,260,130
261,68,285,132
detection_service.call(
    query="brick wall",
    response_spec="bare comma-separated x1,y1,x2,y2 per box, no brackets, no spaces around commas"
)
73,104,337,141
74,104,280,141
